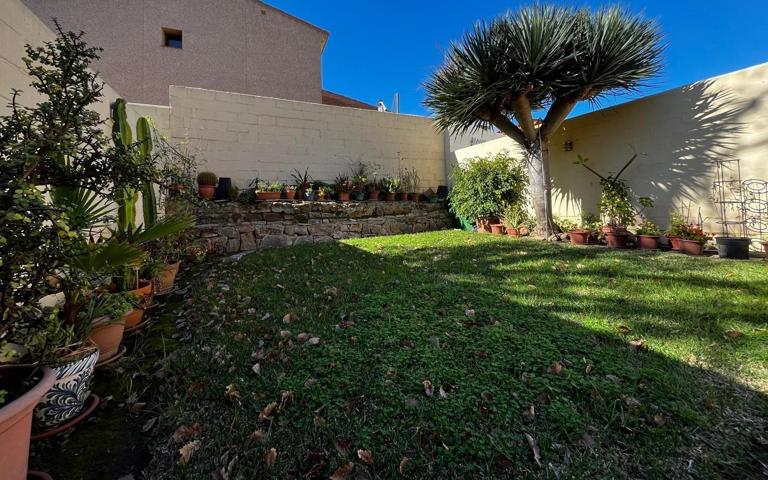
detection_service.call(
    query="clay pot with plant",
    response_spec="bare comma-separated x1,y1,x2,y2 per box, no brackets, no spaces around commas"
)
448,153,528,235
680,231,710,256
635,220,662,250
0,365,55,479
502,203,531,237
334,174,353,202
575,153,653,248
284,186,297,201
254,180,283,201
381,177,400,202
291,168,313,202
197,171,218,200
81,292,134,363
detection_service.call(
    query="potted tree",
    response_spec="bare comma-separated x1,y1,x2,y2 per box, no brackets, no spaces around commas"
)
196,171,218,200
448,152,528,233
635,220,662,250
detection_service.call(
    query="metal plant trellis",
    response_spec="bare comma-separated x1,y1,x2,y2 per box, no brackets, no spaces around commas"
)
712,157,747,237
743,179,768,241
712,156,768,245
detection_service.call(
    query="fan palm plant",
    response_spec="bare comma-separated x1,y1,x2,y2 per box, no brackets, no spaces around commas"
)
424,5,663,235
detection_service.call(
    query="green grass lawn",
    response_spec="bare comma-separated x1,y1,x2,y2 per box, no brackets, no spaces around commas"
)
147,231,768,479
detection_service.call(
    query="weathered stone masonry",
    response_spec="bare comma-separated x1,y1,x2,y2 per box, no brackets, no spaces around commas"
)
195,201,454,254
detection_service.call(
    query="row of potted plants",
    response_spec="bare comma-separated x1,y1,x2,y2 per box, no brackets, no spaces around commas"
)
0,29,198,479
195,163,432,203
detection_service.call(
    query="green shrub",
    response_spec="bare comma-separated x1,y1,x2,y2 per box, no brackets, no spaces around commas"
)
448,152,528,221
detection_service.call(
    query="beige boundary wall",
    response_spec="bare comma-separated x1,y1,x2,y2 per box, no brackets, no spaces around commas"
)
455,62,768,232
129,86,447,191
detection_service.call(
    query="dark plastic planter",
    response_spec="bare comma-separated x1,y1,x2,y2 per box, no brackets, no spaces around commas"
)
715,237,751,260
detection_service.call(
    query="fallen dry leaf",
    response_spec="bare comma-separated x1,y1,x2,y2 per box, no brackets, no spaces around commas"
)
357,449,373,465
296,333,311,343
178,440,201,465
525,433,542,467
724,330,744,339
548,361,564,375
251,429,266,442
465,309,475,317
279,330,292,339
330,462,354,480
439,385,448,399
314,415,326,427
618,325,632,334
399,457,411,475
265,447,277,467
653,413,667,426
629,338,645,351
422,380,434,397
282,313,298,324
173,423,202,444
225,384,242,403
307,337,321,346
622,395,641,407
252,363,261,375
259,402,278,421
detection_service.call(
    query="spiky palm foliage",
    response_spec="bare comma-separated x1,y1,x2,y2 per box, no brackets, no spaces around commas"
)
425,4,663,234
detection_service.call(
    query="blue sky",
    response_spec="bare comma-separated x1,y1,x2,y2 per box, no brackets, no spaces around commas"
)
268,0,768,118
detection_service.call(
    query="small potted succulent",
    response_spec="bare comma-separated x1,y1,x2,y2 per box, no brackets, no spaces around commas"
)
196,171,218,200
635,220,662,250
80,292,135,364
255,180,283,201
284,185,297,201
334,174,353,201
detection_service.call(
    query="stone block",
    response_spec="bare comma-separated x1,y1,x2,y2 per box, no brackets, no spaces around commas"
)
261,235,291,249
227,237,241,253
240,232,259,250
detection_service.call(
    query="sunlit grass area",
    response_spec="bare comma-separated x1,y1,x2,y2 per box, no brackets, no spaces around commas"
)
148,231,768,479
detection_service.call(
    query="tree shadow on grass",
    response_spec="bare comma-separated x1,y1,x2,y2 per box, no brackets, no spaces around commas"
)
146,233,768,479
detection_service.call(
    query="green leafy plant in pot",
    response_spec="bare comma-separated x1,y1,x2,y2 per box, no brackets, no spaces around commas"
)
501,203,531,237
635,220,662,250
334,174,353,201
448,152,528,233
254,180,284,201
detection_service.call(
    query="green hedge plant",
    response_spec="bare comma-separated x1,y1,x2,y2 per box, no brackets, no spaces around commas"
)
448,152,528,223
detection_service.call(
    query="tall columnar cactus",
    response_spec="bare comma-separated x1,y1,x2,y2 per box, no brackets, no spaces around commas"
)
136,117,157,228
111,99,158,229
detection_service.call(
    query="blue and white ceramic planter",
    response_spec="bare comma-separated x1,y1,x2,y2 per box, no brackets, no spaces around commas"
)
33,345,99,430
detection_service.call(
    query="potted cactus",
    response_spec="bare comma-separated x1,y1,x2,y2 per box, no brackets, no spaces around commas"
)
197,171,218,200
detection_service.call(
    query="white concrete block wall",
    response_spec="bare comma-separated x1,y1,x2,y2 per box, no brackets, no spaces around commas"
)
167,86,446,190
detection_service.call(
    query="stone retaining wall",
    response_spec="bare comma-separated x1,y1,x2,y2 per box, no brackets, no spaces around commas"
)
194,201,454,253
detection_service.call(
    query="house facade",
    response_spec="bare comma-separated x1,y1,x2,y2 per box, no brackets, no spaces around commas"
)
23,0,332,106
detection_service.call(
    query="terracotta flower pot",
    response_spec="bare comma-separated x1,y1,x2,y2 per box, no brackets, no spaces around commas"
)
409,193,420,202
368,191,380,202
198,185,215,200
155,261,181,295
89,315,127,362
680,239,705,256
506,227,519,237
256,192,281,201
569,230,590,245
386,192,396,201
129,280,154,307
399,192,409,201
668,235,682,251
605,232,629,248
490,224,505,235
637,235,660,250
338,192,350,202
283,190,296,200
0,365,55,480
519,226,531,236
122,307,145,328
476,216,499,233
34,345,99,430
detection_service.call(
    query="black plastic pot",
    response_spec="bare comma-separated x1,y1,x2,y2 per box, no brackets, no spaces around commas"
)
715,237,751,260
214,177,232,201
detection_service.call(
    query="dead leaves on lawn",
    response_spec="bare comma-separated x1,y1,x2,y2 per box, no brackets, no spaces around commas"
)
178,440,201,465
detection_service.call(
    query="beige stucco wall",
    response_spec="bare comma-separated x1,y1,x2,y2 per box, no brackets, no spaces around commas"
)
23,0,328,106
455,62,768,232
0,0,120,118
163,86,446,190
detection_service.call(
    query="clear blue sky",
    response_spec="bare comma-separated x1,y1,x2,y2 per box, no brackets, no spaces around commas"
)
268,0,768,117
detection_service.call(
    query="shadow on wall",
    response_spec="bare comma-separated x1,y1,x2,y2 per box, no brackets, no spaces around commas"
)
552,79,765,227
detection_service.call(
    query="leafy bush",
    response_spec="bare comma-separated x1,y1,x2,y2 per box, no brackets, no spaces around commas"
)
449,152,528,221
